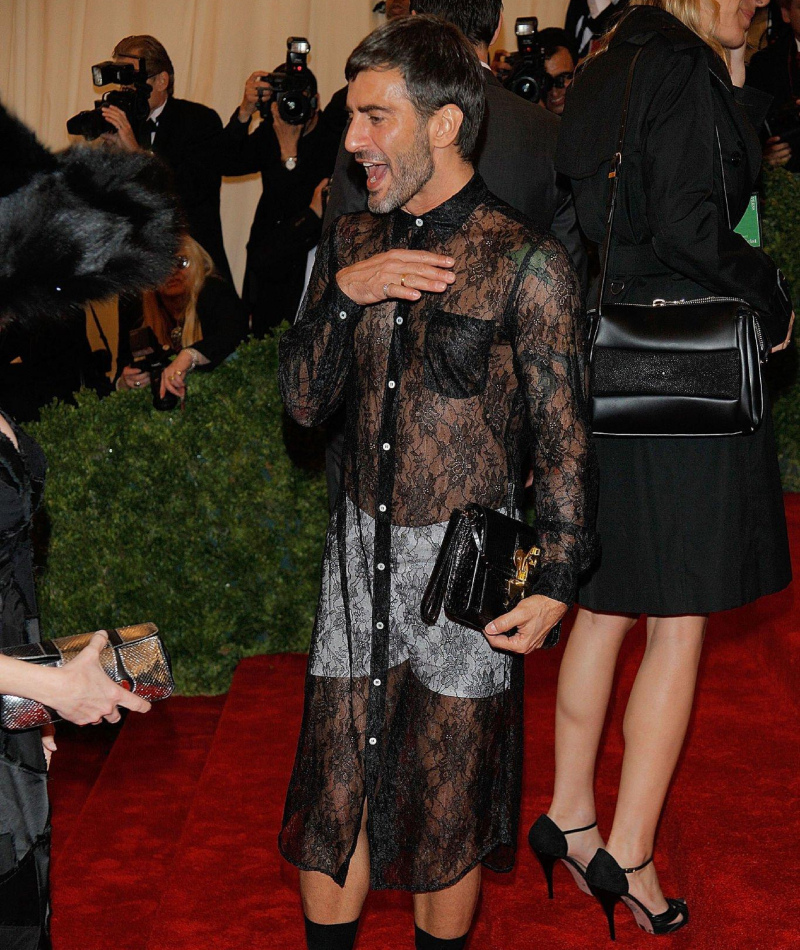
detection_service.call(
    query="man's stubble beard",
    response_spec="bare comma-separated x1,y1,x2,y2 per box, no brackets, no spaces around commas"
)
368,121,435,215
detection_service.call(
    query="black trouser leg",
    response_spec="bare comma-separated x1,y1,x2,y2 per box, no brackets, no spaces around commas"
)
414,924,469,949
304,915,360,950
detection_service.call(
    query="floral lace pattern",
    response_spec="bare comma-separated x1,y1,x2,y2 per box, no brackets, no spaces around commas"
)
278,174,598,891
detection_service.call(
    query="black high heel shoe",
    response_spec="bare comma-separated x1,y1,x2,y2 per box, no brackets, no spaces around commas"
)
528,814,597,899
585,848,688,940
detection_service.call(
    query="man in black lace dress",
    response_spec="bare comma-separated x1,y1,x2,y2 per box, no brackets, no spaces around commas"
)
278,17,597,950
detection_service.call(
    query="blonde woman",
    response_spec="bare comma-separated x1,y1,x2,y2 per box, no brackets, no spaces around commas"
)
118,236,248,399
519,0,794,939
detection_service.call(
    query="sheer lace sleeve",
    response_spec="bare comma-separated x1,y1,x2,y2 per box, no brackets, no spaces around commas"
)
279,221,364,427
509,235,599,605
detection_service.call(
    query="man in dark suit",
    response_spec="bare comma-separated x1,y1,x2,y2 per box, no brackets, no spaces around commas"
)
322,0,587,505
102,35,232,283
747,0,800,171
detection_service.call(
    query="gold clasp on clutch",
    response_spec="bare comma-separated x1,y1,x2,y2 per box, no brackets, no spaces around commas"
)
505,545,541,607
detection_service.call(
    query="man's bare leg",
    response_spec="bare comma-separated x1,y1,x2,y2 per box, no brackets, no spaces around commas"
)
413,865,481,940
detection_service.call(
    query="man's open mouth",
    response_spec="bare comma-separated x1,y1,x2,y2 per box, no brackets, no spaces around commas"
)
361,162,390,190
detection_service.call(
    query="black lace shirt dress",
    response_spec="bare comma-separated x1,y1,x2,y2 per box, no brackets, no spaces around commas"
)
278,175,598,892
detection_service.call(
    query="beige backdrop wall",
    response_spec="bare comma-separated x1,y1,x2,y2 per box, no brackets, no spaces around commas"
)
0,0,569,290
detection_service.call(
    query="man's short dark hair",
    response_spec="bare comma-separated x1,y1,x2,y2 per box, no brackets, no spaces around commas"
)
538,28,578,65
345,14,486,159
410,0,503,47
113,35,175,96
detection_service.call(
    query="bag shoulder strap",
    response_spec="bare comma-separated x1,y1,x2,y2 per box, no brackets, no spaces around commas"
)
597,46,643,316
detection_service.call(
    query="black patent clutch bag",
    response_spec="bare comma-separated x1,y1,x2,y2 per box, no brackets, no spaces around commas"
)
0,623,174,731
421,505,561,648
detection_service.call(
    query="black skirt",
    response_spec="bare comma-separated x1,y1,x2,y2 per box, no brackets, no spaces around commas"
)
579,406,792,615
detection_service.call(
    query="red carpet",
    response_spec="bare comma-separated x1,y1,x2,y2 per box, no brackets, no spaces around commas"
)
48,496,800,949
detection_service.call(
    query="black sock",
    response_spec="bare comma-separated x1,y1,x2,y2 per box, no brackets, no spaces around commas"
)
414,924,469,949
304,915,359,950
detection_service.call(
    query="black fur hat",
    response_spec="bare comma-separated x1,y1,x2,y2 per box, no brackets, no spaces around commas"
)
0,102,180,328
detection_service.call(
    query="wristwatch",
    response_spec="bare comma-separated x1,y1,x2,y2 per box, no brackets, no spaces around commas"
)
284,156,297,171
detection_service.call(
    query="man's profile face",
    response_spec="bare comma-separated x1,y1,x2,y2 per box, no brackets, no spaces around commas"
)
781,0,800,39
544,47,575,116
386,0,411,19
114,54,168,112
345,67,435,214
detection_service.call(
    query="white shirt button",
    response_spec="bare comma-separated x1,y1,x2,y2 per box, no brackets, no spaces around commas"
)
377,563,385,571
338,310,347,320
376,621,385,630
382,442,390,451
379,504,387,513
415,218,424,227
369,737,377,746
388,380,396,389
396,317,403,325
373,678,382,687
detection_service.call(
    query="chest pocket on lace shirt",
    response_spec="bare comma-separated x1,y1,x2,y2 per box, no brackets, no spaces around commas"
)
423,309,495,399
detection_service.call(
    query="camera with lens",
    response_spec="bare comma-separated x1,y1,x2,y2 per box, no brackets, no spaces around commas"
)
67,58,152,142
129,326,179,411
258,37,317,125
504,17,549,105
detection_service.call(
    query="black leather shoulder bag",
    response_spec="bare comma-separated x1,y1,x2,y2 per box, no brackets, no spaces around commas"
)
589,47,770,437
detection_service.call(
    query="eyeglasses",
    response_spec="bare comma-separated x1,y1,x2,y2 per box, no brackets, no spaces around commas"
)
174,255,190,269
548,72,574,90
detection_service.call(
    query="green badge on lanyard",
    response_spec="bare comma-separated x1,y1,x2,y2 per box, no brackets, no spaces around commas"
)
734,193,761,248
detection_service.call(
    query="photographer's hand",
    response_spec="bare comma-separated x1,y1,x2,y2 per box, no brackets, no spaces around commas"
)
119,365,151,391
764,135,792,167
161,347,208,400
239,71,272,123
271,101,304,162
100,105,140,152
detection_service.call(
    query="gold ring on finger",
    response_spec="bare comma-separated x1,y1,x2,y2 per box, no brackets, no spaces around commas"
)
400,274,407,288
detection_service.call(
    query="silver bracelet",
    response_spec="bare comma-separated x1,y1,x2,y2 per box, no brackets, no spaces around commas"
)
184,347,201,372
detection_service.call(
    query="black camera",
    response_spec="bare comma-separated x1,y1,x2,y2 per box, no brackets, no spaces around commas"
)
67,58,152,142
258,38,317,125
129,326,179,411
765,101,800,174
504,17,549,105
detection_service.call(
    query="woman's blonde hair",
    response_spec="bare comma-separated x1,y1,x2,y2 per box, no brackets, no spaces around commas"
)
141,235,214,349
588,0,727,64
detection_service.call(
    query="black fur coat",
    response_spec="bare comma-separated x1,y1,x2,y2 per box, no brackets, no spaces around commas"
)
0,101,179,328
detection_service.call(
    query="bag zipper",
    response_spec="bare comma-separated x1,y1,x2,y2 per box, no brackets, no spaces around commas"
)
649,297,768,362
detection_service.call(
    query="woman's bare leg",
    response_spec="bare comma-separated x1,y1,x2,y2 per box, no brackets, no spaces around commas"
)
548,608,637,865
604,614,706,914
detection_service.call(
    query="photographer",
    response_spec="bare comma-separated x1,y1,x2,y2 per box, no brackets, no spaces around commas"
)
747,0,800,169
539,28,578,116
117,235,247,402
220,56,340,336
97,35,232,283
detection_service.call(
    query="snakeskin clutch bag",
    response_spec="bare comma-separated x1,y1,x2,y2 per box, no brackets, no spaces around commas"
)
421,505,561,648
0,623,174,730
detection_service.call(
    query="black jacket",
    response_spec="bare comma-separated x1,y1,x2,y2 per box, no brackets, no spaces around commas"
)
556,6,792,345
322,69,588,290
747,28,799,107
220,110,340,327
153,97,232,283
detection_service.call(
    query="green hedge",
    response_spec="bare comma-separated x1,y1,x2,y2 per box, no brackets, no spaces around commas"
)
29,334,328,693
763,167,800,491
28,183,800,692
